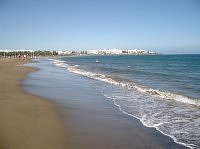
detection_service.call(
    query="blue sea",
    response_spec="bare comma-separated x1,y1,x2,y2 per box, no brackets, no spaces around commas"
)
50,55,199,149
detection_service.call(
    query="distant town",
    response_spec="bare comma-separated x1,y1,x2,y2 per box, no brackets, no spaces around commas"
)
0,49,157,58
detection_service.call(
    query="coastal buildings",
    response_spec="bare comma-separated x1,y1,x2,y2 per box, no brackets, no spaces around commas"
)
0,49,157,57
57,49,157,56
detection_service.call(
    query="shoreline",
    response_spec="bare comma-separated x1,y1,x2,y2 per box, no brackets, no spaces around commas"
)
23,58,189,149
0,58,68,149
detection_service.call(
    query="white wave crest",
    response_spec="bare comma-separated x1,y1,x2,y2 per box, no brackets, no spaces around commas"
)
53,59,200,107
52,59,200,149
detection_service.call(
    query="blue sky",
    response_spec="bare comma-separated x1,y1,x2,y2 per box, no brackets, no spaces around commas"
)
0,0,200,53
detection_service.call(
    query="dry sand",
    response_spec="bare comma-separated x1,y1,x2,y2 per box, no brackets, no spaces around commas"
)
0,58,68,149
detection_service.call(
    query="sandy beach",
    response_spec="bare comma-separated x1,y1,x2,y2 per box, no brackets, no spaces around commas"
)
0,59,67,149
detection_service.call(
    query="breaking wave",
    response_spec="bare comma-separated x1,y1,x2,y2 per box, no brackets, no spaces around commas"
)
50,58,200,149
52,59,200,107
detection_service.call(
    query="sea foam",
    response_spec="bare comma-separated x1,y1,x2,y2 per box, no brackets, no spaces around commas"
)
51,58,200,149
52,59,200,107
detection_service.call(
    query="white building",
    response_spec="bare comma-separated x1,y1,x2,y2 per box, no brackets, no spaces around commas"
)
57,50,72,55
109,49,123,55
87,50,99,55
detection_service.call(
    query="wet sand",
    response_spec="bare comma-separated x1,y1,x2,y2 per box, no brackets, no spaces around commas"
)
0,59,67,149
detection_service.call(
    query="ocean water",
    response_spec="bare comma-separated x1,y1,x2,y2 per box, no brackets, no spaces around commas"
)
51,55,200,149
